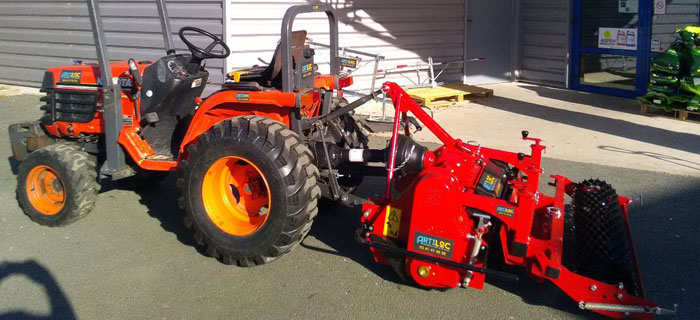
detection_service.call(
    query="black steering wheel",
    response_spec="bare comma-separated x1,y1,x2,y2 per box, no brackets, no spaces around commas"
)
178,26,231,61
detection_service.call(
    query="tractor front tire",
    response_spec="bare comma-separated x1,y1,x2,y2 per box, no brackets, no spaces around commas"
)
16,143,100,227
177,116,321,266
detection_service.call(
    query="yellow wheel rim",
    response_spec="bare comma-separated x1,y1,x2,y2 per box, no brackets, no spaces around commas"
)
201,156,272,236
26,165,65,215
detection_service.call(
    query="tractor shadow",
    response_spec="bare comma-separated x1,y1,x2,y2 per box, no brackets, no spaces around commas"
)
517,84,641,116
7,156,20,175
302,175,597,316
106,175,209,257
477,95,700,155
302,175,409,286
599,145,700,171
302,174,590,318
483,242,598,318
0,260,76,320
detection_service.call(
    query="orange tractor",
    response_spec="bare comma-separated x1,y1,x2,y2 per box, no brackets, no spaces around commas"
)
10,1,372,264
9,2,674,318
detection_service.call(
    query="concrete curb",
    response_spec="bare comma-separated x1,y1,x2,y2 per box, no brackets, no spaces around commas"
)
0,84,41,96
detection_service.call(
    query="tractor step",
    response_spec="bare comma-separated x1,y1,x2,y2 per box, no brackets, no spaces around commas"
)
407,82,493,108
145,154,174,161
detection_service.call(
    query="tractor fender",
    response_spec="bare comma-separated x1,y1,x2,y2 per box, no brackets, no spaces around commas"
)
178,90,299,155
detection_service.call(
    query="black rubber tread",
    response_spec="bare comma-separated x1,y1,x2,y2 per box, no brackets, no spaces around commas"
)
568,179,639,295
332,97,366,148
177,115,321,266
16,143,100,227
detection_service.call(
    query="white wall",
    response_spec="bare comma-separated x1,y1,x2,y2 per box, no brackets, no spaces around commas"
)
224,0,466,94
651,0,700,52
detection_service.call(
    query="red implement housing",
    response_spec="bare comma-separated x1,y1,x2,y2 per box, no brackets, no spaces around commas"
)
360,82,663,319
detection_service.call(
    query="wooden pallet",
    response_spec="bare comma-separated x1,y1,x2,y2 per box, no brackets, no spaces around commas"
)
407,82,494,107
640,103,700,122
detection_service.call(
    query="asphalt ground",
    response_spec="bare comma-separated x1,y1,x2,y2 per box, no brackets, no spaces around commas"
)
1,94,698,319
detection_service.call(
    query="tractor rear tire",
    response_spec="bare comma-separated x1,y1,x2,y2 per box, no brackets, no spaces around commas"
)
16,143,100,227
568,179,639,295
177,116,321,266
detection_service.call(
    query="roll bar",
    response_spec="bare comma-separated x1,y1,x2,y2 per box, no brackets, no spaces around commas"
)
280,4,340,92
155,0,175,54
85,0,176,179
87,0,128,178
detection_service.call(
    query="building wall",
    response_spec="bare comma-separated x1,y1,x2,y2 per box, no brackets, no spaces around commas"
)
518,0,570,86
225,0,466,93
651,0,700,52
0,0,225,88
465,0,513,85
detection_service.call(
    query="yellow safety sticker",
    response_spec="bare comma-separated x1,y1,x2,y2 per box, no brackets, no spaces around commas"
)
383,206,402,239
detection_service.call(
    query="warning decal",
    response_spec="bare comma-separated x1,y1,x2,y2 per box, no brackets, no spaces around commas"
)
383,206,402,239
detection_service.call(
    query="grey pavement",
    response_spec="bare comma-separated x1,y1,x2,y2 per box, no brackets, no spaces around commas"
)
0,93,698,319
359,82,700,177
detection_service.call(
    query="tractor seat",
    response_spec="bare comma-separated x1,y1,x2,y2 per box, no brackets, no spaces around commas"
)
221,81,263,91
226,30,307,89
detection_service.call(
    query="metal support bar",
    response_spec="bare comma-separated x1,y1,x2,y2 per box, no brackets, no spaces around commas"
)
428,57,437,88
316,182,367,207
463,213,491,286
370,57,381,97
378,57,485,90
281,4,339,92
318,125,341,200
155,0,175,54
578,302,676,315
309,40,385,100
300,89,382,130
87,0,128,179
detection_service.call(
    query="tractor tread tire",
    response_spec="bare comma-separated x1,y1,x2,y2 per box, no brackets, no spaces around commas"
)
16,143,100,227
569,179,639,295
177,116,320,266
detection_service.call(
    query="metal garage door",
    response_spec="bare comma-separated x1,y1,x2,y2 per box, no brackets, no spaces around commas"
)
518,0,571,86
0,0,225,88
464,0,514,84
225,0,466,94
